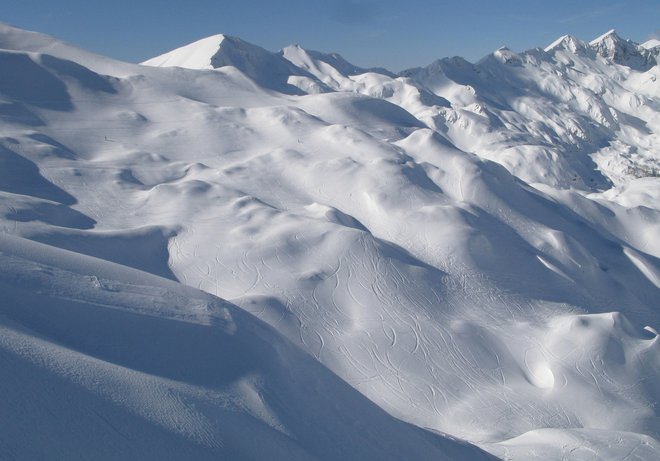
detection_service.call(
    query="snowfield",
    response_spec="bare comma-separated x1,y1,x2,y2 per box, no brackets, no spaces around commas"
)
0,22,659,460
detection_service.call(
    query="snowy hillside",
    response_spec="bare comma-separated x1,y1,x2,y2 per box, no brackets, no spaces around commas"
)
1,22,659,460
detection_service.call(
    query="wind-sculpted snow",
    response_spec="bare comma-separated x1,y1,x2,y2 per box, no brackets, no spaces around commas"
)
1,22,659,460
0,234,495,460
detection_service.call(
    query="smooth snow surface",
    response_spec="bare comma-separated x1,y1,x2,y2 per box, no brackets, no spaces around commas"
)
142,34,228,69
1,22,659,460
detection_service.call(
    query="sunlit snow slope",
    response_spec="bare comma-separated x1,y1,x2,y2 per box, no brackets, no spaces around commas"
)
1,22,659,460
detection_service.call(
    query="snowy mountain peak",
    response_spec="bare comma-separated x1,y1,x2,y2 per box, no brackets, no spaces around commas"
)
589,28,619,46
142,34,227,69
588,29,655,69
143,33,315,94
491,46,522,65
545,34,589,54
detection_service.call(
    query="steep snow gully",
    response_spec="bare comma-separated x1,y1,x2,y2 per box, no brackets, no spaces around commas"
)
0,22,659,460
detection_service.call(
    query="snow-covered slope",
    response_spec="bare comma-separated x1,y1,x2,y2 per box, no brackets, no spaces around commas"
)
1,23,659,460
0,22,136,77
0,233,495,460
401,31,660,191
280,44,394,90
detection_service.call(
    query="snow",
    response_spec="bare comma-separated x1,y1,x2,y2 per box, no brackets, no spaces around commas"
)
587,29,657,70
141,34,315,94
544,35,589,54
0,234,493,460
589,28,619,46
142,34,227,69
642,39,660,50
1,23,659,460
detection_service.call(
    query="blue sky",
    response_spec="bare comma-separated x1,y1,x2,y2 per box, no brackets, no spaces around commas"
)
4,0,659,71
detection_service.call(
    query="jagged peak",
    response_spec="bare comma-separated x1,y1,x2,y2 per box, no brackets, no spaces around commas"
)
587,29,655,70
545,34,588,54
589,29,619,46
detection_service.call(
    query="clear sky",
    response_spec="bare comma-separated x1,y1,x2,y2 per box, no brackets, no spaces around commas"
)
4,0,659,71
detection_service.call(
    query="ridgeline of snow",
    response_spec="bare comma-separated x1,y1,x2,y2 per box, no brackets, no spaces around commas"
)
1,22,659,460
544,35,590,54
142,34,320,94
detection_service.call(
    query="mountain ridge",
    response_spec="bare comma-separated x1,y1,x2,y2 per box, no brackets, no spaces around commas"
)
139,27,660,192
